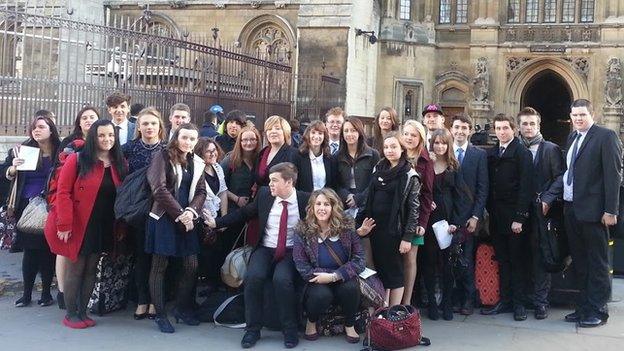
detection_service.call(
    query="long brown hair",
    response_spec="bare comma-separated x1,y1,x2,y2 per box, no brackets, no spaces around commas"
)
299,120,330,156
167,123,199,167
371,107,399,153
296,188,355,241
229,126,261,169
195,137,224,163
429,128,459,171
338,116,368,162
134,107,166,141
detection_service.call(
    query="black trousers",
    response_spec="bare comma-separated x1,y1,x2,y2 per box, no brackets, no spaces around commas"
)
244,246,298,333
132,224,151,305
564,202,610,319
453,235,476,305
21,248,55,299
304,279,360,327
423,231,454,308
529,202,551,307
491,207,527,307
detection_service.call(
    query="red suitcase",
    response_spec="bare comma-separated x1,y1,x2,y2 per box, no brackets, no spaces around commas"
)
475,243,500,306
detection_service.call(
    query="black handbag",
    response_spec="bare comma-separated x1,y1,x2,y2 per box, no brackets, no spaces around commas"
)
539,201,569,273
114,165,151,227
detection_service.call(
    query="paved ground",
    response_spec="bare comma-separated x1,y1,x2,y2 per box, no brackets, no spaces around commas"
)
1,249,623,351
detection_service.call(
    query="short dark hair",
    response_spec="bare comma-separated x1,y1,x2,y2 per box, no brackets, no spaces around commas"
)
130,103,145,116
34,109,55,119
106,91,131,107
204,110,218,123
169,103,191,117
225,109,247,127
517,107,541,124
451,114,474,129
571,99,593,114
289,118,300,132
493,113,517,130
269,162,298,184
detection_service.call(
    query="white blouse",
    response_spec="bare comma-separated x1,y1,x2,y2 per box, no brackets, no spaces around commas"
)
309,151,326,191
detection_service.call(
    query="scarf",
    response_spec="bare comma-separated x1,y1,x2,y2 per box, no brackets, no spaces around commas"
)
373,158,411,186
520,132,544,149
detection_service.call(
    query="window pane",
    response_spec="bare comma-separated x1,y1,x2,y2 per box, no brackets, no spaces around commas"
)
544,0,557,23
456,0,469,24
508,0,520,23
580,0,594,22
562,0,576,23
440,0,451,24
526,0,539,23
400,0,411,20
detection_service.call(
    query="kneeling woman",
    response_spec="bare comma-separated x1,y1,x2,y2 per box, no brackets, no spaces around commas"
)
293,188,372,344
145,123,207,333
45,119,126,328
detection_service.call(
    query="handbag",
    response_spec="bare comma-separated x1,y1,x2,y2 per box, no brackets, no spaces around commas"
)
114,165,151,227
221,224,253,288
16,195,48,234
1,152,19,250
322,239,385,308
365,305,431,350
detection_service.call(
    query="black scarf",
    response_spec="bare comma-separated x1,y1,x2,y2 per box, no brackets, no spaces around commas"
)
373,158,411,186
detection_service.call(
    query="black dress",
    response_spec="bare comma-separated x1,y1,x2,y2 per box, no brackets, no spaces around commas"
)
79,167,115,256
369,176,403,289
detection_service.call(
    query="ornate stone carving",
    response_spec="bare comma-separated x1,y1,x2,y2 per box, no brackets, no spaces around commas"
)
168,1,187,9
214,1,226,9
500,26,599,43
274,1,287,8
506,57,533,78
605,58,623,108
472,57,489,102
562,57,590,79
247,24,292,64
250,1,261,9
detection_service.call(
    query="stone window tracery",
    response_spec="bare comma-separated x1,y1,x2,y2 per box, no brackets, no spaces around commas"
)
438,0,470,25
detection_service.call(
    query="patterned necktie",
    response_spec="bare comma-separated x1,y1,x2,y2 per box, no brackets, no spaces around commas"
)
457,148,464,165
330,142,339,155
499,146,505,157
566,132,581,186
274,200,289,261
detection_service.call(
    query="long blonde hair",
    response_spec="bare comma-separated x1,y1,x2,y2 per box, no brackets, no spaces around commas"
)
296,188,354,241
401,119,427,158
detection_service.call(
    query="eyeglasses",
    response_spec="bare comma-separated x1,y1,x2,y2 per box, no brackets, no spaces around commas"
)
241,138,257,143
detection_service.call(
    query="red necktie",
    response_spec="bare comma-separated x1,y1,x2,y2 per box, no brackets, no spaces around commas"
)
274,200,289,261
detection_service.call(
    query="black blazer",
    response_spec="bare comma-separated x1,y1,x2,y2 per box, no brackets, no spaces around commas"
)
531,140,565,205
254,145,300,187
486,137,533,224
215,186,310,247
296,151,336,192
457,144,488,222
549,124,622,222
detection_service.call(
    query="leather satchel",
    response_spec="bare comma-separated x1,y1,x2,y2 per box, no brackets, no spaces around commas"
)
221,225,252,288
16,195,48,235
366,305,431,350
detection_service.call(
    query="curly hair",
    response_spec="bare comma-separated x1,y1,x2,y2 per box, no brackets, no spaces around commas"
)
296,188,355,242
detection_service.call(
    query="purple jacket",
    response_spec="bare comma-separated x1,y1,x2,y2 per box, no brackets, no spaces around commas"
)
293,229,366,282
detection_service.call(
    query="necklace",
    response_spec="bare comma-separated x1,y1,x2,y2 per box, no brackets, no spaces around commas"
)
140,139,160,151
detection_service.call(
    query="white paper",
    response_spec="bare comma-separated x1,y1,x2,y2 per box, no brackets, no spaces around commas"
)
359,267,377,279
16,145,40,171
432,219,452,250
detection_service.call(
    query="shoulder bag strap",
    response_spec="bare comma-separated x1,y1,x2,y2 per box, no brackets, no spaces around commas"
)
213,294,246,329
322,239,345,266
229,224,248,252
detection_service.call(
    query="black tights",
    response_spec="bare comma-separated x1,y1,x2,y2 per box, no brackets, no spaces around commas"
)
64,254,100,319
21,248,55,300
149,254,197,317
423,231,454,308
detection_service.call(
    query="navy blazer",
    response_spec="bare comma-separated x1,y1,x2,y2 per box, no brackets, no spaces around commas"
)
296,151,336,192
126,121,136,144
215,186,310,247
549,124,622,222
457,144,488,222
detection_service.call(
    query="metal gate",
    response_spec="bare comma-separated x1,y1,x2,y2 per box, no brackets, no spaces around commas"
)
0,1,292,135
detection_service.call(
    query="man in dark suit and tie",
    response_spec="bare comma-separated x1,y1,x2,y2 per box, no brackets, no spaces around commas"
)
482,114,533,321
549,99,622,327
106,91,136,146
518,107,565,320
450,114,489,315
324,107,345,155
205,162,309,348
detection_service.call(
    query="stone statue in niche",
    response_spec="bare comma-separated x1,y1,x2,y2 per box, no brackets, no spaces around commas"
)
605,58,622,107
472,57,489,102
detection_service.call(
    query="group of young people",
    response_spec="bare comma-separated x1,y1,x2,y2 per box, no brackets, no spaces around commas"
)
2,94,620,348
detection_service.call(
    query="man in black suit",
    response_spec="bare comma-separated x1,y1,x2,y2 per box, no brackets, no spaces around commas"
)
205,162,309,348
481,114,533,321
518,107,565,320
549,99,622,327
450,114,489,315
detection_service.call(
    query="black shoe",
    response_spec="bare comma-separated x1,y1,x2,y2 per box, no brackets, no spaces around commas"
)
173,308,200,326
57,292,66,310
134,312,148,320
428,305,440,320
578,317,607,328
564,311,582,323
15,296,31,307
283,330,299,349
155,317,175,333
534,305,548,320
514,305,527,321
442,306,454,321
481,302,513,315
460,301,474,316
38,295,54,307
241,331,261,349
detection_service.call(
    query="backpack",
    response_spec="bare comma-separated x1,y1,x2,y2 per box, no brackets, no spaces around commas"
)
114,165,152,227
46,139,85,206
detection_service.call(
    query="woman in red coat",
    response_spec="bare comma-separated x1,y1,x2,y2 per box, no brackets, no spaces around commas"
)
44,119,126,329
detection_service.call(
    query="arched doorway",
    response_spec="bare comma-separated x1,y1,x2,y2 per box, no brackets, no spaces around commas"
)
521,70,572,146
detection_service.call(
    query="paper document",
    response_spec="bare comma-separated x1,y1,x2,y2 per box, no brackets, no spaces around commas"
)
16,145,40,171
359,267,377,279
432,219,452,250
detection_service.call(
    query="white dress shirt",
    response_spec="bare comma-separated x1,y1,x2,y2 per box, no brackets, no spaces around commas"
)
453,142,468,164
263,190,300,248
309,151,326,191
112,119,129,145
563,126,591,202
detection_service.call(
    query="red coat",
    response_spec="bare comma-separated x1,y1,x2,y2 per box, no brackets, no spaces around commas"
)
44,153,122,262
